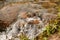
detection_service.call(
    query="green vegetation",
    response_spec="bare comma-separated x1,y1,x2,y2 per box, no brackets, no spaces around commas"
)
19,34,29,40
35,13,60,40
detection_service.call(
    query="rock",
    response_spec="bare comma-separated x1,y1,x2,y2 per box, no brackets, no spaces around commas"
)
0,20,8,32
0,4,21,31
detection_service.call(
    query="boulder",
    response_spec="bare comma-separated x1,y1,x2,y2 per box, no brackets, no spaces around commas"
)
0,4,20,31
